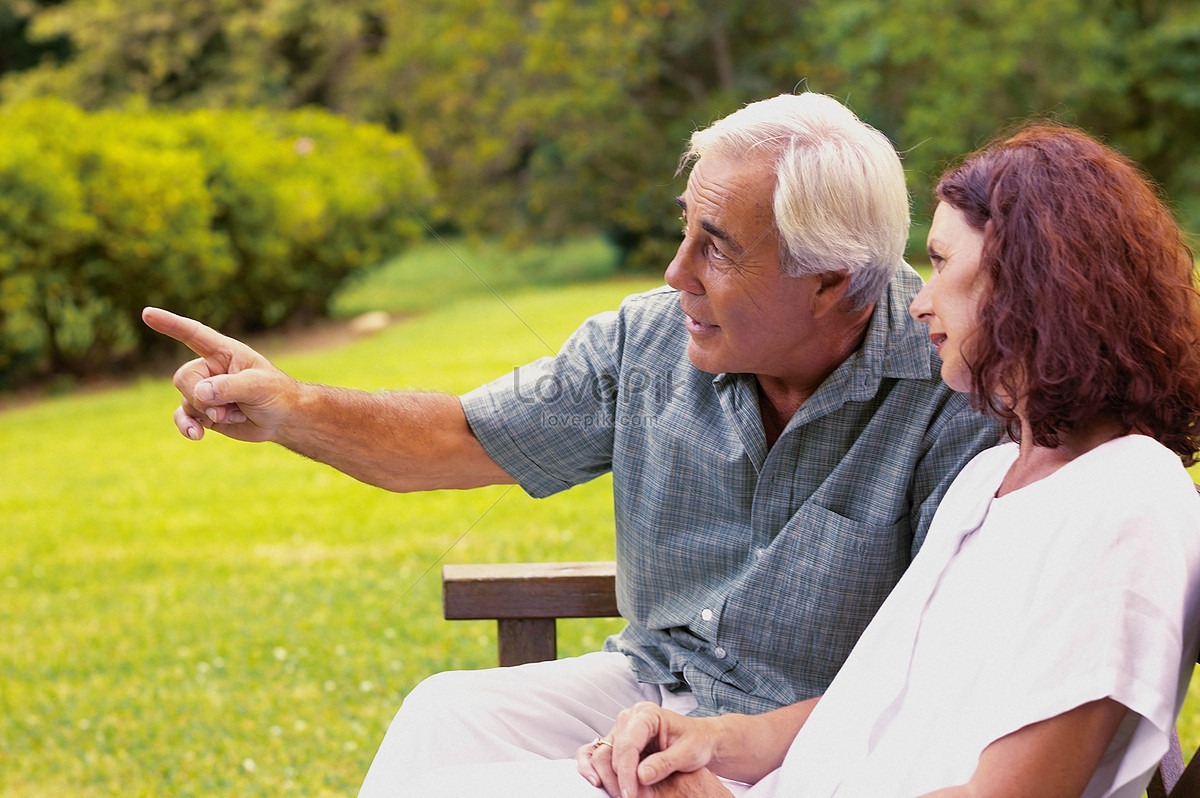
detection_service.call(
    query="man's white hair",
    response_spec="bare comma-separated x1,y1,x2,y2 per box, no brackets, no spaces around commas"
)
682,93,910,310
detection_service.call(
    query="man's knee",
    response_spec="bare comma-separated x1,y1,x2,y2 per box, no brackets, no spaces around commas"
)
397,667,506,719
365,654,652,779
393,653,644,730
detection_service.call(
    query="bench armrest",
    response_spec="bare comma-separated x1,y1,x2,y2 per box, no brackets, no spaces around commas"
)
442,560,618,666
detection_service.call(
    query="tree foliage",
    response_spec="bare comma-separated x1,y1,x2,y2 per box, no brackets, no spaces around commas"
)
0,0,71,77
4,0,1199,266
0,99,434,384
802,0,1200,230
0,0,382,108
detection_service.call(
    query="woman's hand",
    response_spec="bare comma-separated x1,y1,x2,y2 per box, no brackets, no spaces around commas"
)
644,769,735,797
576,702,722,797
577,697,819,796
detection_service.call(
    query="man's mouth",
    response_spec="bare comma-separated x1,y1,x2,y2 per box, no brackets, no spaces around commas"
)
684,314,719,334
931,333,947,351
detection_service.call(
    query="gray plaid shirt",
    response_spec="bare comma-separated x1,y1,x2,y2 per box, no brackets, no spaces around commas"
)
461,266,1001,716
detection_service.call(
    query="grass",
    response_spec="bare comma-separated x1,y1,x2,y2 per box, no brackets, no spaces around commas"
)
1,240,653,796
3,240,1199,795
329,234,622,319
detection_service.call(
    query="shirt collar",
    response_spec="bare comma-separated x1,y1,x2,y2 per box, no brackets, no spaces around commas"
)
866,263,936,383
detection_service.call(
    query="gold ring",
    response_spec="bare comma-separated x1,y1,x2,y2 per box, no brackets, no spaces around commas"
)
593,737,614,751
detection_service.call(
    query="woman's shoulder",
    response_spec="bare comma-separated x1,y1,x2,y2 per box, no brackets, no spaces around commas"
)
1038,435,1200,576
1071,434,1196,508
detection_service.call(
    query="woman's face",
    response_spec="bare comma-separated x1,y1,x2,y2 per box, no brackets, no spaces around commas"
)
909,202,988,393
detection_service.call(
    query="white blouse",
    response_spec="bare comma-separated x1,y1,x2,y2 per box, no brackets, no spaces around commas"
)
750,435,1200,798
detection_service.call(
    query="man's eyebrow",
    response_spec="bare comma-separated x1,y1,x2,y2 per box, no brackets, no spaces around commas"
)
675,196,741,252
702,221,736,247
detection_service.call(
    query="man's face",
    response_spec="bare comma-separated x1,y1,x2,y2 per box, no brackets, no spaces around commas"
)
665,154,822,383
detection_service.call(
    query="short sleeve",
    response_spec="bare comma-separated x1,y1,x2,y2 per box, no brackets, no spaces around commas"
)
460,309,624,498
980,455,1200,796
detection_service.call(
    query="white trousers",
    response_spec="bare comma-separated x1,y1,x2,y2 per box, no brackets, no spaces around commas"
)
358,651,707,797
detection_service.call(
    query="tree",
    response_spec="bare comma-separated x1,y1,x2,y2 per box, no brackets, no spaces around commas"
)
7,0,1200,266
0,0,383,110
800,0,1200,235
0,0,71,79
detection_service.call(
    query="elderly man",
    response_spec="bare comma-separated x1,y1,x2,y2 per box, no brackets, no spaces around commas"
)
143,92,1000,795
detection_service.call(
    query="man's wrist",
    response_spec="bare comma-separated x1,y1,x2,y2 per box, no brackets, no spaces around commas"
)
273,378,319,447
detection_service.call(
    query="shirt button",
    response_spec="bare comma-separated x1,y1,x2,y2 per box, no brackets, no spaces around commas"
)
701,608,714,621
754,548,766,559
714,647,727,659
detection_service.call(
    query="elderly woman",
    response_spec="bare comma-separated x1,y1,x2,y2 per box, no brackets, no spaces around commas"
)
578,125,1200,798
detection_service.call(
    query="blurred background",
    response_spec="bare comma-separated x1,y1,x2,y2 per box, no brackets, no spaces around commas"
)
2,0,1199,389
2,1,1198,795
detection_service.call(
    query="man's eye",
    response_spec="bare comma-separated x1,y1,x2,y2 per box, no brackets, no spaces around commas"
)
707,244,731,263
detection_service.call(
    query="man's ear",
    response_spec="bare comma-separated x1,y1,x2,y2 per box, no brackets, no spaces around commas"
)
812,271,853,317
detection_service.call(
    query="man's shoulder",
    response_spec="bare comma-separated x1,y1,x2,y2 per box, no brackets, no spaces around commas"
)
550,284,688,375
874,265,935,379
582,285,683,348
614,284,679,316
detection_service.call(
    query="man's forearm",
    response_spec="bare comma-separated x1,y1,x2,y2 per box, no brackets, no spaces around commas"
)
276,384,515,492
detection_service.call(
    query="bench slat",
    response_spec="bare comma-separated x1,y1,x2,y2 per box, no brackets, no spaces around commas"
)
442,561,618,620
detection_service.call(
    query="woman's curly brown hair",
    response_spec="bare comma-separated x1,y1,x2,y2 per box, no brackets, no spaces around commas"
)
936,123,1200,464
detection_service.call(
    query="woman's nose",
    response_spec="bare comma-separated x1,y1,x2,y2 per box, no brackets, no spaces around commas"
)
909,279,934,322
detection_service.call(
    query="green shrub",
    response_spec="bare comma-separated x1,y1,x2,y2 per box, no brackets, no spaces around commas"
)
0,99,435,386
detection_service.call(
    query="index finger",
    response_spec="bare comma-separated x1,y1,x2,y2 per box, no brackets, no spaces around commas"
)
142,307,231,359
614,712,659,796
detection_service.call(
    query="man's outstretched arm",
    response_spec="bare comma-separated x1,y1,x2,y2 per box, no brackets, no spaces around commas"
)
142,307,515,492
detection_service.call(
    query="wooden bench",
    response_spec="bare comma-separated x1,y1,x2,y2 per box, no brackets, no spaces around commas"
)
442,561,619,667
443,558,1198,796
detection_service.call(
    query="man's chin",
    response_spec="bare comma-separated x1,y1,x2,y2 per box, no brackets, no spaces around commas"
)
685,345,728,376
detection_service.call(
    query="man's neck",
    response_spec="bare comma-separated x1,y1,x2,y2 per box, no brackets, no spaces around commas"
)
756,305,874,448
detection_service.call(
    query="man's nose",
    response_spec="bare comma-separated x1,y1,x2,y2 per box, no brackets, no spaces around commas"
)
665,237,704,295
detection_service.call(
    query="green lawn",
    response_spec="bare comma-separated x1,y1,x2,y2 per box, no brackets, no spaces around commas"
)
1,264,649,796
3,245,1198,795
329,235,623,319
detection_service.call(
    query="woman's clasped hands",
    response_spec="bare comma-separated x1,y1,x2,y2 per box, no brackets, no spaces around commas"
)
575,702,731,798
